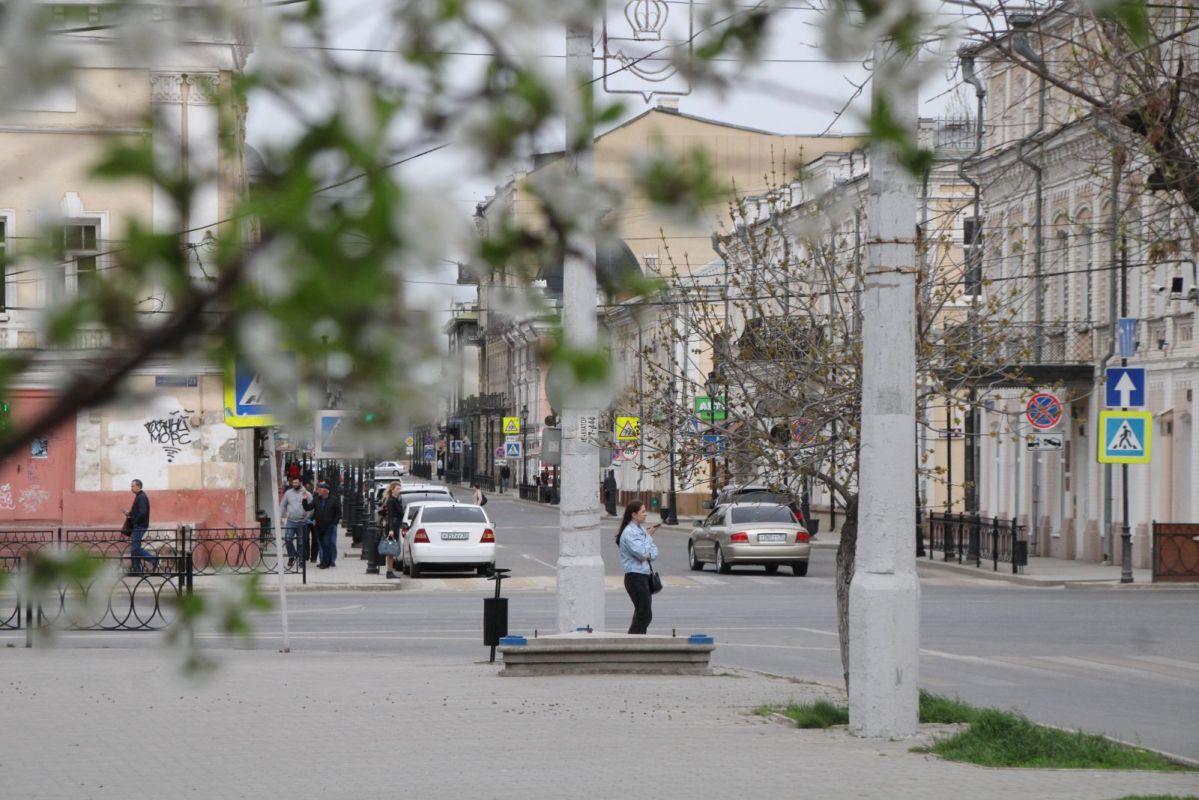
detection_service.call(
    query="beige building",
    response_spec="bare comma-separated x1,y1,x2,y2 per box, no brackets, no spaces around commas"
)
965,6,1198,568
0,10,256,526
465,103,862,505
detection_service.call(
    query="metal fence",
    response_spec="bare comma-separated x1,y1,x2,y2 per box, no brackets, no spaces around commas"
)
922,511,1027,573
1152,521,1199,582
1,528,191,632
0,524,306,633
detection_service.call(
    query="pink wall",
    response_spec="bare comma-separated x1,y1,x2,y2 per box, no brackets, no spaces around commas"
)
0,390,248,528
0,391,77,523
64,489,247,529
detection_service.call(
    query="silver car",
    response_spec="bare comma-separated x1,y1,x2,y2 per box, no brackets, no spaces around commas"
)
687,503,811,576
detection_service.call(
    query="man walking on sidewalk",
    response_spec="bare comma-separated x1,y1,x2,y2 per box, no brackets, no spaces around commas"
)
126,479,157,575
305,482,342,569
280,477,311,567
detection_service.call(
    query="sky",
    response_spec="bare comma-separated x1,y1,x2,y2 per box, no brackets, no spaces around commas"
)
243,1,973,317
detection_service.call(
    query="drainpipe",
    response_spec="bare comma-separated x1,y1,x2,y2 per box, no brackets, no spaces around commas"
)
960,52,986,515
1012,14,1045,552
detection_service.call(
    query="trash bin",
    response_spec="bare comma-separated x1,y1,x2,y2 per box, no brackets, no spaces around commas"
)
362,523,381,574
484,568,512,662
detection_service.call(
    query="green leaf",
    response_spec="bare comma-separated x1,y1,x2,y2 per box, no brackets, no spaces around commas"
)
1093,0,1151,48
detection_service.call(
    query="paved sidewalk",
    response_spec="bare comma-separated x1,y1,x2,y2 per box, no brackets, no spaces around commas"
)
2,647,1194,800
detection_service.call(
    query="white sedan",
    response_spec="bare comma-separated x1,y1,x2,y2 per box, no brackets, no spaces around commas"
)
402,502,495,578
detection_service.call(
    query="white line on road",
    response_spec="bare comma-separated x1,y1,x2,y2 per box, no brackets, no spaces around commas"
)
521,553,557,570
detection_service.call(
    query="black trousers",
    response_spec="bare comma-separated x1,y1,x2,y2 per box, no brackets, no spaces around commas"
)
624,572,653,635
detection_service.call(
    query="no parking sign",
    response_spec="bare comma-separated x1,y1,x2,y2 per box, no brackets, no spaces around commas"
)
1025,392,1063,431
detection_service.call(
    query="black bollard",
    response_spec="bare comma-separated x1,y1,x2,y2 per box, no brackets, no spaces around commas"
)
484,567,512,662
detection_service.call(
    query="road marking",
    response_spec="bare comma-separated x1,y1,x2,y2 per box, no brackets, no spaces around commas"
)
520,553,557,570
686,575,727,585
714,642,839,652
285,604,365,615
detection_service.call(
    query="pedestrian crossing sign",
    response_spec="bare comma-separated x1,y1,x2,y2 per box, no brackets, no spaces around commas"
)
615,415,640,441
1097,410,1152,464
503,416,521,435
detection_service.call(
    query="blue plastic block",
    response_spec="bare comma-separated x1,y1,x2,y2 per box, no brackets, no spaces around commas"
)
688,634,715,645
498,635,527,646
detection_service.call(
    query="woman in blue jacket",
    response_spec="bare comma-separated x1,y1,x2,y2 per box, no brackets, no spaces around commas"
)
616,500,659,634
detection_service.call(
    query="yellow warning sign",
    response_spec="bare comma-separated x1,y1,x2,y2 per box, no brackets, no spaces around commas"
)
502,416,521,435
615,415,640,441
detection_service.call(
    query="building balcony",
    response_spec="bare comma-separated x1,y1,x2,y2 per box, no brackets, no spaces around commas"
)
935,321,1097,386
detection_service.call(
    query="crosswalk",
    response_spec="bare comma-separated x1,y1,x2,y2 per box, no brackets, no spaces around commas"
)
398,574,837,592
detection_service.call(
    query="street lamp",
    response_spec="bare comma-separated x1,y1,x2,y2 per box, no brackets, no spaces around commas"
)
665,380,678,525
705,370,719,502
520,404,528,490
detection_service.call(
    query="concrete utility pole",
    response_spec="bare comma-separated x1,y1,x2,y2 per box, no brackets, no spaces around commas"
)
848,38,921,738
557,18,606,634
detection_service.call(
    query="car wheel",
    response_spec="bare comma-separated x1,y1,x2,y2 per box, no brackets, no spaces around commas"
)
791,561,808,577
764,564,779,574
410,559,422,578
715,546,731,574
687,542,703,571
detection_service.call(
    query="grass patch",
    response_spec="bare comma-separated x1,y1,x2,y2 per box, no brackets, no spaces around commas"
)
755,699,849,728
758,692,1192,772
914,708,1185,771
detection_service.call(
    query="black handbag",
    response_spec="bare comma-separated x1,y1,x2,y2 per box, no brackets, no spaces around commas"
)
648,563,663,594
377,535,400,557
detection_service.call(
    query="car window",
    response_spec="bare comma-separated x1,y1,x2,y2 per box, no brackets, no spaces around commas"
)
730,506,795,524
420,506,487,524
703,507,725,527
402,491,453,504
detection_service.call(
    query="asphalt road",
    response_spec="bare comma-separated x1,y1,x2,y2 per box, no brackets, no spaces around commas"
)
5,495,1197,762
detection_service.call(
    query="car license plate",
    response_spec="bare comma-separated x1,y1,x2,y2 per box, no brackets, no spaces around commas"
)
758,533,787,543
441,531,469,541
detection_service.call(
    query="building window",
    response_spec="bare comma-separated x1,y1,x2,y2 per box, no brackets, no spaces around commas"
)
963,217,983,296
49,222,99,305
0,217,7,310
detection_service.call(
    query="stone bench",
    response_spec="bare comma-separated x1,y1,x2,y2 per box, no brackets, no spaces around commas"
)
498,632,715,676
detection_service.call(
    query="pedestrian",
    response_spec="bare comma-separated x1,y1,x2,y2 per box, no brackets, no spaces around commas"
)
279,476,311,568
471,482,487,506
499,463,511,494
304,482,343,569
303,480,318,564
125,479,158,575
436,455,445,481
603,469,618,516
379,481,404,580
616,500,659,634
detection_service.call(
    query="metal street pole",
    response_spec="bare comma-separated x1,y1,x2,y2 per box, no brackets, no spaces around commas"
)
1119,237,1134,583
666,380,678,525
848,38,921,738
556,17,605,633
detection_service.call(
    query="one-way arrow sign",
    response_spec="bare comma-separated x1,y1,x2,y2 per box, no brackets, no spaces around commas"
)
1105,367,1145,408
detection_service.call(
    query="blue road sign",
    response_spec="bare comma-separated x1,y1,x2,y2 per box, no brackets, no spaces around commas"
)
224,358,274,428
1098,411,1152,464
423,446,435,461
700,434,725,456
315,411,360,458
504,441,522,458
1117,318,1138,359
1105,367,1145,408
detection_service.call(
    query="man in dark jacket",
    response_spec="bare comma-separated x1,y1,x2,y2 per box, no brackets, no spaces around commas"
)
304,482,342,569
126,479,158,574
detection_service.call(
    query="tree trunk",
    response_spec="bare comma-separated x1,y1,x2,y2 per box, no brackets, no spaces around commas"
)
834,493,859,692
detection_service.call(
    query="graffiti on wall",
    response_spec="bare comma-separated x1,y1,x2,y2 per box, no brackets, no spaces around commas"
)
145,410,194,463
19,485,49,513
0,484,13,510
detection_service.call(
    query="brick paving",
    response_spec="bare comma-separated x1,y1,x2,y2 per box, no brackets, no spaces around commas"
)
1,648,1195,800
